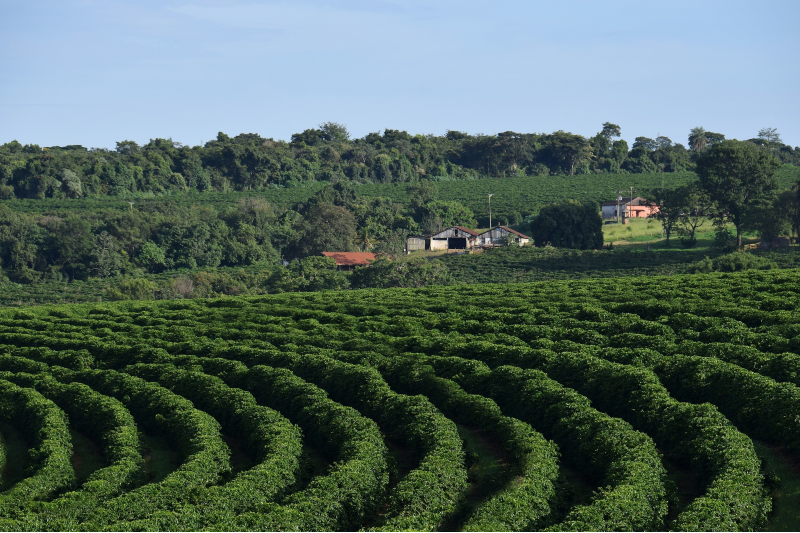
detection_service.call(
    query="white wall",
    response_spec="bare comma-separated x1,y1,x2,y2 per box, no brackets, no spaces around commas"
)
602,205,619,219
430,238,449,250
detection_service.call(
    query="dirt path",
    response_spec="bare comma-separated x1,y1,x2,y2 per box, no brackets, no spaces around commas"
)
755,440,800,531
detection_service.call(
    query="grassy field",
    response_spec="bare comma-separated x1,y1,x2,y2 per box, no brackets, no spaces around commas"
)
600,217,755,249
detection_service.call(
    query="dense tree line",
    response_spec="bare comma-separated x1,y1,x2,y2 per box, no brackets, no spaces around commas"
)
3,124,799,200
0,181,476,284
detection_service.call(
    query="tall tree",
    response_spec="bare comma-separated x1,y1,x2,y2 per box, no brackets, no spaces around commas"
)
319,122,351,142
696,140,781,248
688,127,708,152
610,139,629,170
600,122,621,140
655,136,672,150
757,127,781,146
675,184,709,246
291,202,357,257
652,186,687,244
547,131,592,175
530,200,603,249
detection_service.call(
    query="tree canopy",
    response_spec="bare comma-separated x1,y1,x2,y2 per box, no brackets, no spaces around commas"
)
5,124,797,201
696,140,781,247
529,200,603,250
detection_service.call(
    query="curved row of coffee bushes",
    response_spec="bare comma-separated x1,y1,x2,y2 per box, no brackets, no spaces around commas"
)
0,268,797,530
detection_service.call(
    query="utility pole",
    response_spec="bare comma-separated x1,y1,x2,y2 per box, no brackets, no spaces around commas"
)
629,186,635,221
616,190,624,223
488,194,494,228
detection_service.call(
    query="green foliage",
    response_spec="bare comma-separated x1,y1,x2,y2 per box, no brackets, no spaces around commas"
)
418,200,477,233
0,268,799,529
689,251,775,273
264,256,348,292
189,348,467,531
4,165,798,288
530,200,603,249
350,256,449,289
115,364,304,527
60,369,232,528
697,140,781,247
0,379,75,517
380,358,561,531
0,369,143,529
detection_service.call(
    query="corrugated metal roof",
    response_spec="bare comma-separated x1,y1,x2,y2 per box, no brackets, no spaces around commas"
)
452,226,480,237
498,226,531,239
430,226,481,238
477,226,531,240
321,252,377,266
601,196,650,207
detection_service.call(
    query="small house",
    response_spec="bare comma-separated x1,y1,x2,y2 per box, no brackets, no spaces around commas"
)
429,226,480,250
321,252,377,271
477,226,531,247
601,197,659,220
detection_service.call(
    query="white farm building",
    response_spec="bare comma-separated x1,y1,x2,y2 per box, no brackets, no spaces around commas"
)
429,226,480,250
407,225,531,252
476,226,531,247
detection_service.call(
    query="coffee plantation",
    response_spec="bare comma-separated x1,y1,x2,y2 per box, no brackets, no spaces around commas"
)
0,268,798,530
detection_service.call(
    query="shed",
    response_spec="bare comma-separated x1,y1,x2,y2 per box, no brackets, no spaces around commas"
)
321,252,377,271
406,236,428,252
429,226,480,250
477,226,531,247
601,197,659,220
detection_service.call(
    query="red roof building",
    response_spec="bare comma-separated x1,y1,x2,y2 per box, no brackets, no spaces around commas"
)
321,252,377,271
601,196,659,219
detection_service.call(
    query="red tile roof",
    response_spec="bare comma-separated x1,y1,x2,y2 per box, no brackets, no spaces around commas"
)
321,252,377,267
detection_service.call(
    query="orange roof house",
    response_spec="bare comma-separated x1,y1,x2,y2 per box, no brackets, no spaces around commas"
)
321,252,377,271
601,196,659,219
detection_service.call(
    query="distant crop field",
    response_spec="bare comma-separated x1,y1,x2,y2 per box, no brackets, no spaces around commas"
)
4,165,797,226
0,269,798,530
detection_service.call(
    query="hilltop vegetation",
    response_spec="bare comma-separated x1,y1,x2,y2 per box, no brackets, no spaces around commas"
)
3,123,799,201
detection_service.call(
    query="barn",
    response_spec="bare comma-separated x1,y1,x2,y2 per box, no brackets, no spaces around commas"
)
476,226,531,247
429,226,480,250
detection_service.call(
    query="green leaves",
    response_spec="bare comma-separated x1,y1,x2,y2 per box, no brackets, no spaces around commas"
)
0,268,797,529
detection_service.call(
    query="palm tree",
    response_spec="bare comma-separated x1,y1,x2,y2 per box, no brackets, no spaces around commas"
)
688,127,708,152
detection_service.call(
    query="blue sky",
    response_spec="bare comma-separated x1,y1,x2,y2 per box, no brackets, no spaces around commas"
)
1,0,798,149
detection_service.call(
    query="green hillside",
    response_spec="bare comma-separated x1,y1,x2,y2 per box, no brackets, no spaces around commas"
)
6,165,797,223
